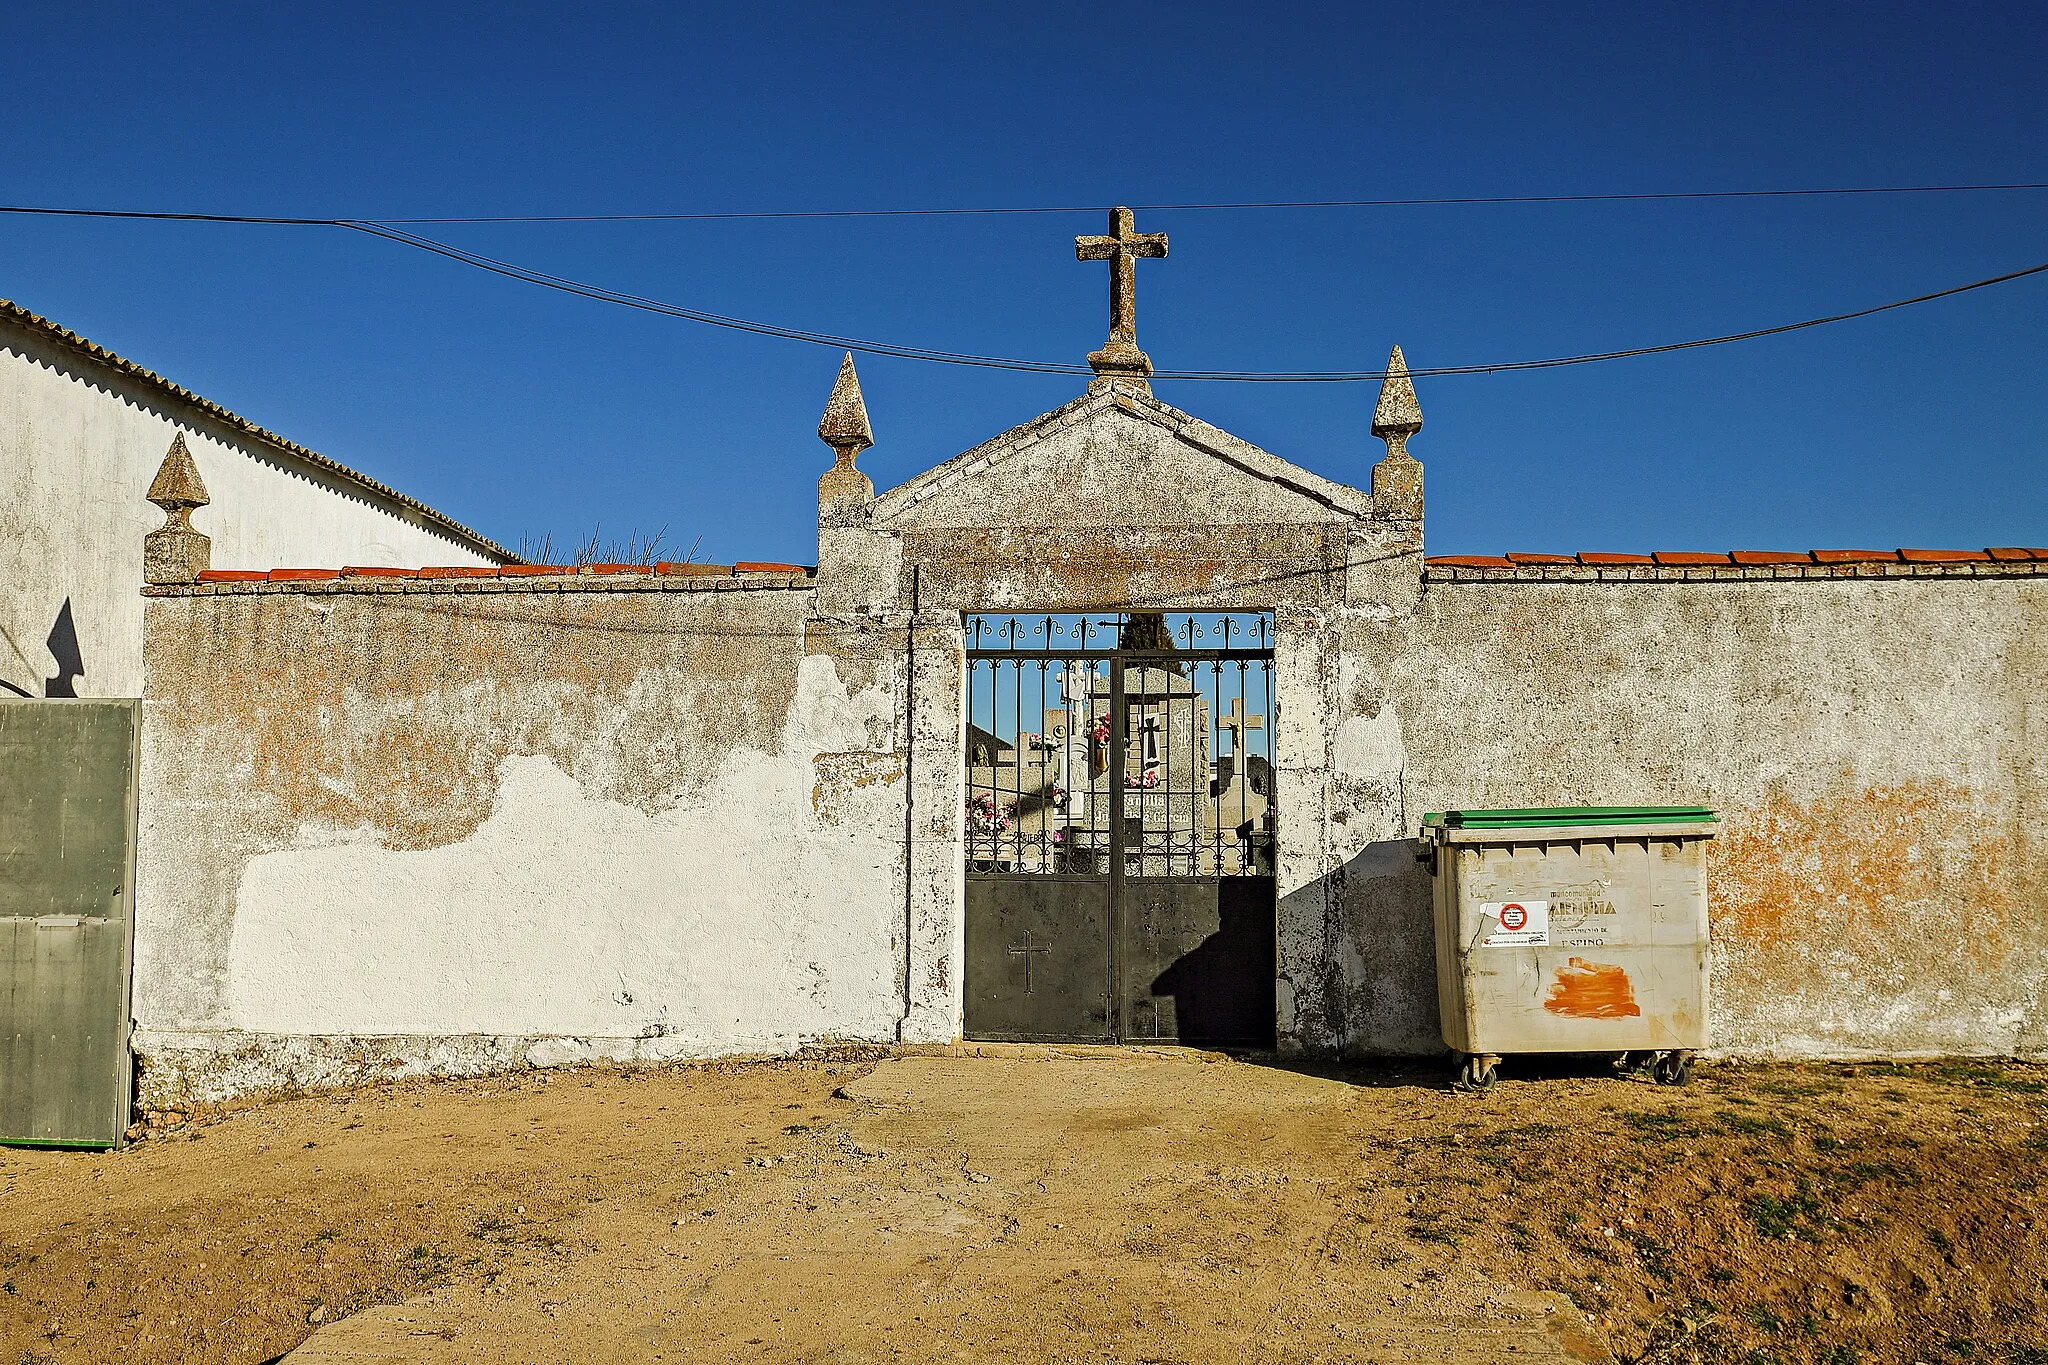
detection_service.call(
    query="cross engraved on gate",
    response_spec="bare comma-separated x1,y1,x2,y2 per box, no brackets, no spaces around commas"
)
1008,930,1052,993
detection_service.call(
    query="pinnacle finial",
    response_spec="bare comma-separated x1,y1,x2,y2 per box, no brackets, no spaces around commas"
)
817,353,875,518
1370,346,1424,520
147,432,210,512
1372,346,1423,442
143,432,212,583
818,352,873,456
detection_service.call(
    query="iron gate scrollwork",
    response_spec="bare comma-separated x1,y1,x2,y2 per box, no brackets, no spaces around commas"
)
962,612,1277,1047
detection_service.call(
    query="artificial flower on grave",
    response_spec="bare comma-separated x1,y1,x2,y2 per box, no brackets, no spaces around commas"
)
966,792,1015,833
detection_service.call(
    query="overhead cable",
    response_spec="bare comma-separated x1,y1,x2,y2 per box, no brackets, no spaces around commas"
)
318,222,2048,383
3,182,2046,224
1,202,2043,381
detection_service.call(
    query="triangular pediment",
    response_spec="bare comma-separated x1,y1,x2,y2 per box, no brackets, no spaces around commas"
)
872,386,1373,530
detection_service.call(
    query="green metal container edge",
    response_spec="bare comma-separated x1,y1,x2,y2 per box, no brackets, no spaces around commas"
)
1421,805,1719,829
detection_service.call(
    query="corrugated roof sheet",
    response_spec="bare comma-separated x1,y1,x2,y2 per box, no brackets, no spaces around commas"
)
2,298,513,561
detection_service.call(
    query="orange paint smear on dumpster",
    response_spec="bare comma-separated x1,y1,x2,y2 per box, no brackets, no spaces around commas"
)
1543,958,1641,1019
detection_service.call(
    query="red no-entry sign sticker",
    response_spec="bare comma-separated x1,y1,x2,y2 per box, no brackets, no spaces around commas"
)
1481,900,1550,947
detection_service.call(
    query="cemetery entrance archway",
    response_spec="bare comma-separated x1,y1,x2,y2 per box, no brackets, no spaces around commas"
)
962,613,1277,1047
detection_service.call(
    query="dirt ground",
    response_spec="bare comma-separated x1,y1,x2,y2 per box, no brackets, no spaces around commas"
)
2,1048,2045,1365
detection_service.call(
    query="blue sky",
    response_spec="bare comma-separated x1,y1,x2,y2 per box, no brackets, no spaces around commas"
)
3,2,2043,561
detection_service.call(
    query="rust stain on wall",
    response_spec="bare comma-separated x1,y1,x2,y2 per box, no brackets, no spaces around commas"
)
149,592,811,855
812,752,903,818
1543,958,1641,1019
1713,777,2016,963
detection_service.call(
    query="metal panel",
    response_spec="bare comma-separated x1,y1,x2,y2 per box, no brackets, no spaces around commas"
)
0,700,139,1148
964,877,1111,1042
1119,877,1276,1048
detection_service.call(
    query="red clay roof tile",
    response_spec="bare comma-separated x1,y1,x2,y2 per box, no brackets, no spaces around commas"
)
1729,551,1813,565
1424,555,1515,568
1898,548,1989,563
1651,552,1733,566
196,570,268,582
1576,553,1655,565
419,566,497,578
1504,553,1577,565
497,564,573,576
1811,550,1899,564
340,566,417,578
267,569,341,581
734,561,808,573
579,563,651,574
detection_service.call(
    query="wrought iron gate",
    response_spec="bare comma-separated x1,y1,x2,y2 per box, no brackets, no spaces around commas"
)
962,613,1276,1047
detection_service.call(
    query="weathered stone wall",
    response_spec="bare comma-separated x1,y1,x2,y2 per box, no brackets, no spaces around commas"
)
129,362,2048,1108
134,571,909,1104
2,308,503,700
1313,570,2048,1060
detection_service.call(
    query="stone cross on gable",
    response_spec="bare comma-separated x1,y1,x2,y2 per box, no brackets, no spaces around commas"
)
1219,697,1264,755
1075,206,1168,383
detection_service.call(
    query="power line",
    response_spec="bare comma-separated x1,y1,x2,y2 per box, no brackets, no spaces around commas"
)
3,182,2046,224
351,220,2048,381
2,201,2043,381
1157,261,2048,381
379,181,2048,221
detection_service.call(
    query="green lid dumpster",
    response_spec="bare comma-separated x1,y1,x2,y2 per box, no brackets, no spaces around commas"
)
1417,806,1718,1090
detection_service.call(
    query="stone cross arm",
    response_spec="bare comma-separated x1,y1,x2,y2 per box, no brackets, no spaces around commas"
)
1220,697,1265,751
1075,208,1169,263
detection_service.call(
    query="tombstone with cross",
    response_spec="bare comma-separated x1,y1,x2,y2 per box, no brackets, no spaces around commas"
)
1219,697,1264,757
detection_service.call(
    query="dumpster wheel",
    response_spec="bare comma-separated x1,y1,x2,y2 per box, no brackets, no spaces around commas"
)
1452,1053,1500,1093
1652,1050,1694,1087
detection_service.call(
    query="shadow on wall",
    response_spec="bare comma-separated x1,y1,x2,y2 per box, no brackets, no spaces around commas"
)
1150,878,1279,1049
1281,839,1443,1057
44,599,83,697
0,599,86,698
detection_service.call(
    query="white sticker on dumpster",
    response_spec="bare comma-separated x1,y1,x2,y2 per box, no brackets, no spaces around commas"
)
1480,900,1550,947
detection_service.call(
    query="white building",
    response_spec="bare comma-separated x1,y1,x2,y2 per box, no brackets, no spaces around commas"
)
1,299,509,699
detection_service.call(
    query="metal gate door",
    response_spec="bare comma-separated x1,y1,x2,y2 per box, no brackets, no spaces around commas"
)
1,700,140,1148
963,614,1276,1047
